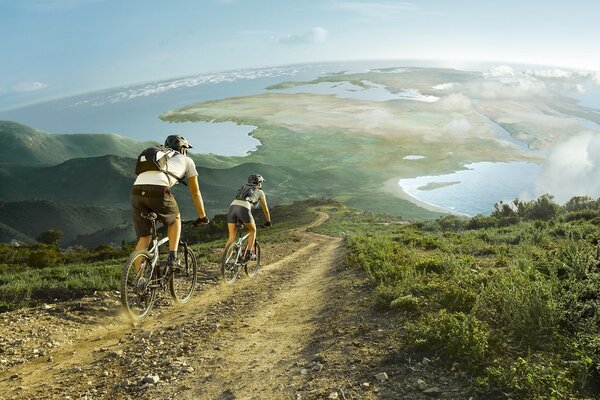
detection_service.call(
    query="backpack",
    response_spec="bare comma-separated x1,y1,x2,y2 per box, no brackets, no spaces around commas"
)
235,184,259,205
135,146,187,186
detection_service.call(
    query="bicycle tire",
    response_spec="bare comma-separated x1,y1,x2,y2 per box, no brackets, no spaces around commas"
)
221,242,240,283
169,246,198,304
244,241,261,277
121,250,157,321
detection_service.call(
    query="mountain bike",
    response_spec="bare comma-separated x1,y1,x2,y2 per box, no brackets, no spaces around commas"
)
221,222,262,283
121,212,198,321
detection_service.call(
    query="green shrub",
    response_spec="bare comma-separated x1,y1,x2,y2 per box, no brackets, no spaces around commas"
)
484,355,577,400
474,268,559,349
27,248,64,269
390,294,420,312
406,310,490,365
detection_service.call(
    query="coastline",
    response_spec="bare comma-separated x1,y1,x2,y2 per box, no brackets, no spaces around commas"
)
381,177,462,215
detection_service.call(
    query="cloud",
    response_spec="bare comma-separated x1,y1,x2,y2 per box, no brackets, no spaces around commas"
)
484,65,517,78
536,131,600,202
432,82,456,90
329,1,418,19
276,27,328,45
443,119,472,134
436,93,472,111
11,81,48,92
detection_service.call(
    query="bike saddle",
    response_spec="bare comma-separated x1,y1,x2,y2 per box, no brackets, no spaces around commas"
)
141,212,158,221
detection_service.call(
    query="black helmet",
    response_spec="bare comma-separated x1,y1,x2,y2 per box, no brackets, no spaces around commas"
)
248,174,265,185
165,135,193,150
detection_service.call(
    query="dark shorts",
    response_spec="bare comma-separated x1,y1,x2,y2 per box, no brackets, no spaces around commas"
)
227,205,254,224
131,185,179,237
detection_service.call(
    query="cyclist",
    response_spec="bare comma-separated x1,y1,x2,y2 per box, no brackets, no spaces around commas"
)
131,135,209,268
226,174,271,261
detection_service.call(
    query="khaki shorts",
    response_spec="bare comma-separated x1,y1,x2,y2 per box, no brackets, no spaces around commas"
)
131,185,179,237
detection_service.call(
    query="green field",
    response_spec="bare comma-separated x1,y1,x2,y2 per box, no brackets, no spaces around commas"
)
311,195,600,400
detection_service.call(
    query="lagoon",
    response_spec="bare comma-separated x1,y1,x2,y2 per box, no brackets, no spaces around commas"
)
398,162,541,216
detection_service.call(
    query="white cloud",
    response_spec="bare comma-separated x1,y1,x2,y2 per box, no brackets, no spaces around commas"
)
329,1,418,19
276,27,328,45
12,81,48,92
484,65,517,78
436,93,472,111
536,131,600,202
432,82,456,90
443,119,472,134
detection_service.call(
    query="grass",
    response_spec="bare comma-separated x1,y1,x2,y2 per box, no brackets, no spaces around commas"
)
0,200,325,312
316,196,600,400
2,195,599,399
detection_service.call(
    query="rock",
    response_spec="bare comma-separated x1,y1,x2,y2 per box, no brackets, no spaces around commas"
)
109,350,124,358
142,374,160,384
300,368,308,375
422,357,432,365
328,392,339,399
361,382,370,388
424,387,441,395
311,362,324,372
417,379,428,391
374,372,388,382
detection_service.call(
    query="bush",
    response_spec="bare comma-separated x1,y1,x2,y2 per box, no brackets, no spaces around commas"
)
484,355,578,400
406,310,490,365
390,294,420,312
473,268,559,349
27,248,64,269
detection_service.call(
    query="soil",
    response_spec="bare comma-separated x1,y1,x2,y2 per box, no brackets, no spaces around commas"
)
0,212,477,400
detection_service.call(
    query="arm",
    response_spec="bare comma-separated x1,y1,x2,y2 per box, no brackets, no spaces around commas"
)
188,176,207,219
260,194,271,223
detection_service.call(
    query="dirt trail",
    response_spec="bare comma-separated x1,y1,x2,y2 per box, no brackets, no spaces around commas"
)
0,211,346,399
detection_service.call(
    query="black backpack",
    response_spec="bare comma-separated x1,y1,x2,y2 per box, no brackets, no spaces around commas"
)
135,146,187,186
235,184,259,205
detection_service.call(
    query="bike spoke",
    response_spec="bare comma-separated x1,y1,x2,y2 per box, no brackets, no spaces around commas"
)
169,247,198,304
121,251,157,321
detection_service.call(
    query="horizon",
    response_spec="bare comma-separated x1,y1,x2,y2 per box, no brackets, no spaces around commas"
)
1,0,599,110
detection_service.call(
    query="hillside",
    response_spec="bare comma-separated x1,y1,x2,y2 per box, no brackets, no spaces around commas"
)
0,120,154,166
0,201,476,399
1,197,598,399
0,199,130,244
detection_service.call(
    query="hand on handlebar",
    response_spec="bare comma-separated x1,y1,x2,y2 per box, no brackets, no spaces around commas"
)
193,216,210,226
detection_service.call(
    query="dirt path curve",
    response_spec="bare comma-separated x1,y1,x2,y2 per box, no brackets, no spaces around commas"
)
1,211,343,400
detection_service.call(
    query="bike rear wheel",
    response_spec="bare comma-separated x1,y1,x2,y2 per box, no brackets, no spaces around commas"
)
121,250,157,321
169,246,198,304
221,242,240,283
244,241,261,277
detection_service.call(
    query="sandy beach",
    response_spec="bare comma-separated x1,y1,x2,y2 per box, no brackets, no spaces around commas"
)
381,177,457,215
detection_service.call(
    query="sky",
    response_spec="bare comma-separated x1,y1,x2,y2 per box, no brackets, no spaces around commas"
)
1,0,599,110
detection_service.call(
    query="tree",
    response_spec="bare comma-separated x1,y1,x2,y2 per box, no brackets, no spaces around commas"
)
525,194,559,221
36,229,64,246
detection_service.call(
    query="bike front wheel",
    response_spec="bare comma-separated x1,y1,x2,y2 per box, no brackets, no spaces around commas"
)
244,241,261,277
169,246,198,304
121,250,157,321
221,242,240,283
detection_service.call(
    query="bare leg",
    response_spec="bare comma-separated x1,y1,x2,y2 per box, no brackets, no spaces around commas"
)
135,236,152,252
134,236,152,271
244,221,257,255
225,223,237,248
167,214,181,253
